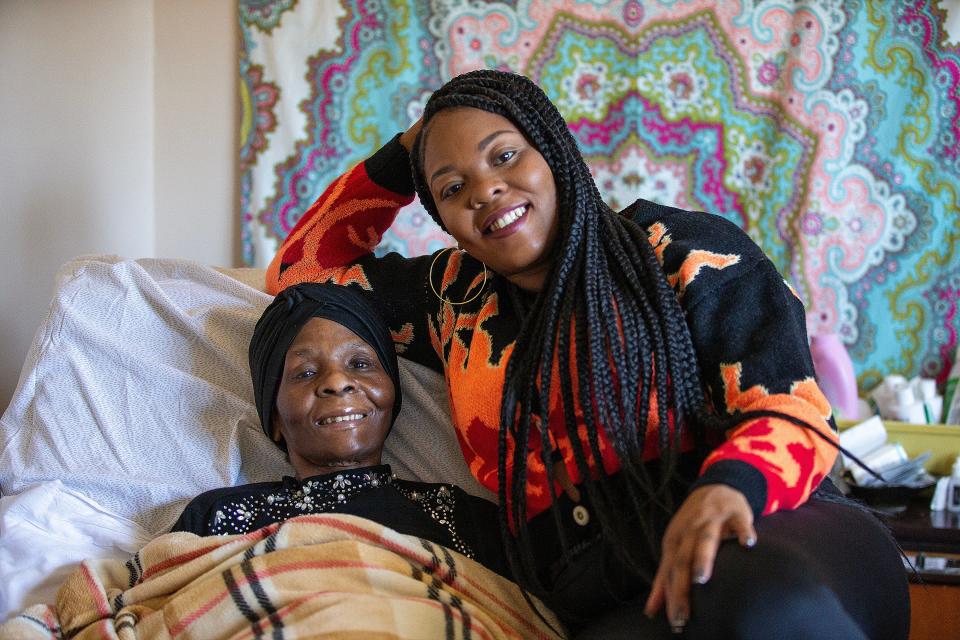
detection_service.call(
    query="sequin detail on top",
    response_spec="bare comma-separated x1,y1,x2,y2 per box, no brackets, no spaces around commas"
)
207,466,478,559
209,467,395,535
393,482,474,558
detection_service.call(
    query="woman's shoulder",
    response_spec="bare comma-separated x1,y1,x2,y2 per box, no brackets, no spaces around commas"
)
171,480,286,534
392,478,454,495
395,479,499,513
393,479,490,502
622,198,768,265
182,480,286,513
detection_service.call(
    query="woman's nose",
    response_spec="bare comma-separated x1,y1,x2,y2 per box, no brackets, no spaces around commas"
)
316,371,356,395
468,175,505,208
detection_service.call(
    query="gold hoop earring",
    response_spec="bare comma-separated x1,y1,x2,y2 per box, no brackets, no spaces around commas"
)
429,247,488,306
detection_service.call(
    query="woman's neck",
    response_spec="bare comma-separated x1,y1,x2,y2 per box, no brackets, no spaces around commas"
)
293,459,377,481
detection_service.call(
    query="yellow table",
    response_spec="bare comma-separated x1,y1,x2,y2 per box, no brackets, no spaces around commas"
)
837,419,960,475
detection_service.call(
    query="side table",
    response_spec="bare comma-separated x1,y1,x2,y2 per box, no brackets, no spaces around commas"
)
885,500,960,640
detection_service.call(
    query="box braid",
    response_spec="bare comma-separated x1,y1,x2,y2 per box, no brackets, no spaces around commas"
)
408,70,851,601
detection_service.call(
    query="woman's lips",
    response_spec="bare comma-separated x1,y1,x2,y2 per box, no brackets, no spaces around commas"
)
483,204,529,238
314,411,367,428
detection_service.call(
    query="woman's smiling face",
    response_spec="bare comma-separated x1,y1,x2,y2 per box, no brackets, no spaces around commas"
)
422,107,560,292
273,317,395,479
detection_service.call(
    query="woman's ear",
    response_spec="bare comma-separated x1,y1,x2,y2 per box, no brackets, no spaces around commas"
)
271,409,284,443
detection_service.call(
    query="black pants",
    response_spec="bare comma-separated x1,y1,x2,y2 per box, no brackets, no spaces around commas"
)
538,497,910,639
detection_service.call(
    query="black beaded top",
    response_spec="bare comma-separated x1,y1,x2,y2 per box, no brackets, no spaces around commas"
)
171,465,508,575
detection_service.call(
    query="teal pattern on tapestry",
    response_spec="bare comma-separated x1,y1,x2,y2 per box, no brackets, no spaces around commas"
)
239,0,960,397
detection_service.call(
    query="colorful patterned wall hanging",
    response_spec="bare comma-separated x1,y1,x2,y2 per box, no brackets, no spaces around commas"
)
240,0,960,394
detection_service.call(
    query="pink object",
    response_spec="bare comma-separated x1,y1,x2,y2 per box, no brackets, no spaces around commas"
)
810,333,860,420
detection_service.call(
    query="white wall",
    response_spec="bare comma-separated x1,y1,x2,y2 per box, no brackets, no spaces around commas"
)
0,0,237,411
155,0,238,261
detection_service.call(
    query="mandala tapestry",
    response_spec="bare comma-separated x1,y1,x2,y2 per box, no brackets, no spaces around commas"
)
239,0,960,392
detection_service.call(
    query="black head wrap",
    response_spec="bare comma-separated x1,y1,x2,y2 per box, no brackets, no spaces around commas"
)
249,282,401,448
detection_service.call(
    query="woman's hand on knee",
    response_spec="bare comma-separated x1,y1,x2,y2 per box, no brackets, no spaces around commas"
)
643,484,757,633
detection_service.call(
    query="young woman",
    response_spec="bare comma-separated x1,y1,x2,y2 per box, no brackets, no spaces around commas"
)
172,282,508,578
266,70,908,638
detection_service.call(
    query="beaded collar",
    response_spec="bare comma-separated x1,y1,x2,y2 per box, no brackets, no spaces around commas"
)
209,465,395,535
283,465,396,508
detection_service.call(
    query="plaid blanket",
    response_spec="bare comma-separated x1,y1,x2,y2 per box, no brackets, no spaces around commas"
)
0,514,563,639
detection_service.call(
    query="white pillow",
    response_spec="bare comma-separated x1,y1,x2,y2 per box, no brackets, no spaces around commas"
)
0,256,490,539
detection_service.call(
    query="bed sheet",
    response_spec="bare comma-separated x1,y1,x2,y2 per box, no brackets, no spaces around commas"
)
0,481,152,619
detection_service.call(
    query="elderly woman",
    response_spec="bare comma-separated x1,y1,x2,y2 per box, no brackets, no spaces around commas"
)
172,282,507,577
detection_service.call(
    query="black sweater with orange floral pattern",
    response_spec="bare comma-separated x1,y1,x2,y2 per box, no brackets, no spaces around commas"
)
266,135,838,520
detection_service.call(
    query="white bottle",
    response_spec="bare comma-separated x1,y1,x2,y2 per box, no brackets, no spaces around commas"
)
931,476,950,511
947,457,960,513
886,382,927,424
910,377,941,424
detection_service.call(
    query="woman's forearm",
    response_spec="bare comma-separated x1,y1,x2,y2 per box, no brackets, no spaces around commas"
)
265,136,415,295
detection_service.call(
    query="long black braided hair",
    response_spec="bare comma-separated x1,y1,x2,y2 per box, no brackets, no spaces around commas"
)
408,69,851,601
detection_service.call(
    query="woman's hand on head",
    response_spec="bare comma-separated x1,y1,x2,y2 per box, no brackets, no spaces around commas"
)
643,483,757,633
399,117,424,153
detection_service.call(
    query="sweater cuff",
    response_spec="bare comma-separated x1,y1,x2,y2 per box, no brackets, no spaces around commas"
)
364,132,415,195
690,459,767,518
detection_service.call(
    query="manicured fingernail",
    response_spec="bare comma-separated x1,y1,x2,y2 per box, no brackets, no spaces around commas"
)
744,536,757,548
693,572,709,584
671,611,688,633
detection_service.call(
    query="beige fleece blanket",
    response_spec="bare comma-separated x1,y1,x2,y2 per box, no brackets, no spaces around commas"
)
0,514,562,640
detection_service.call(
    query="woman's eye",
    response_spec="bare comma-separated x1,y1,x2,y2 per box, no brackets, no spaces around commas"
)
350,358,374,370
293,369,315,380
494,150,516,165
440,183,462,200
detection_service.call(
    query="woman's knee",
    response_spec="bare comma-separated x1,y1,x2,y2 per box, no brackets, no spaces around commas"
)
686,541,866,639
685,501,909,640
